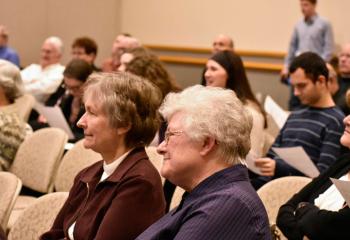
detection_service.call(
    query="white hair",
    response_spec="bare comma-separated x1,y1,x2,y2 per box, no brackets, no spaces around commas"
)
45,36,64,55
0,60,23,102
160,85,252,165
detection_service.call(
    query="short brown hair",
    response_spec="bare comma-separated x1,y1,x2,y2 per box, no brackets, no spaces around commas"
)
302,0,317,4
64,59,93,82
125,47,181,99
72,37,98,55
84,72,162,148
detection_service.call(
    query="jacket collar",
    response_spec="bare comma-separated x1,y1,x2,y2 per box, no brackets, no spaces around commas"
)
79,147,148,184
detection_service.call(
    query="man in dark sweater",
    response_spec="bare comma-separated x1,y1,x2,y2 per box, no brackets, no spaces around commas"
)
333,42,350,115
251,52,344,189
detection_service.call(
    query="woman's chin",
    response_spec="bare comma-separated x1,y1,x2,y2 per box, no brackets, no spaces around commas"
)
82,138,94,149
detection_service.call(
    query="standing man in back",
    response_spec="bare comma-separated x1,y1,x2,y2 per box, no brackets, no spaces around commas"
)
281,0,334,110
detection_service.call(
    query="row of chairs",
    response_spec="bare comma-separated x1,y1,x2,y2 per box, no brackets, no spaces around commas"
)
0,127,102,238
1,129,175,239
2,126,305,240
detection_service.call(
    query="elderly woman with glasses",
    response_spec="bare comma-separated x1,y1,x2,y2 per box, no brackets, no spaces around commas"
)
41,72,165,240
136,85,271,240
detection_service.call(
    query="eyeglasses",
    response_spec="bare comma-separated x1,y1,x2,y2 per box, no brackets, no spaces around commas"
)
164,130,184,145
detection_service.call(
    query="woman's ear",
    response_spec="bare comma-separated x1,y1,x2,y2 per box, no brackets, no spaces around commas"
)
199,136,217,156
117,124,131,135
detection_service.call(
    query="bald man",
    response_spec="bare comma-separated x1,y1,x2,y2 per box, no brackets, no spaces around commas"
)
212,34,234,53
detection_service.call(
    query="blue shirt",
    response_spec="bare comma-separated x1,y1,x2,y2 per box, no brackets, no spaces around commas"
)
269,106,344,177
0,46,20,67
136,165,271,240
284,14,334,67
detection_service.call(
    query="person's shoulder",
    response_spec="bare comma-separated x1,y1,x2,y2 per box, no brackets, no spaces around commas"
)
22,63,39,71
316,15,331,24
195,180,262,211
323,106,345,123
6,46,18,55
122,148,162,182
74,160,103,180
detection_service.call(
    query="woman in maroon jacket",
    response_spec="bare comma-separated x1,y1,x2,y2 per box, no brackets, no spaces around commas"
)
41,72,166,240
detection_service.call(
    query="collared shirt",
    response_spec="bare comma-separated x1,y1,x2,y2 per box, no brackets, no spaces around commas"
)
136,165,271,240
68,149,133,239
284,14,334,67
21,63,65,103
100,149,133,181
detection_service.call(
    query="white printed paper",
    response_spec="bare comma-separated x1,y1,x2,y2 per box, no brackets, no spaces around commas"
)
35,103,75,139
245,152,262,175
272,146,320,178
264,95,289,129
330,178,350,207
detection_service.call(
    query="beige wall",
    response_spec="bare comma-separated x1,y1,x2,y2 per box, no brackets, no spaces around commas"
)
0,0,122,67
2,1,350,65
120,0,350,52
1,0,349,108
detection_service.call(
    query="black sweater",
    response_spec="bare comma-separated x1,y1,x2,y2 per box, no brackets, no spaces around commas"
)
277,152,350,240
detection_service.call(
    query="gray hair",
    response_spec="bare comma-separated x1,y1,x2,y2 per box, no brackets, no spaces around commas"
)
83,72,162,148
0,60,23,103
160,85,253,165
45,36,64,55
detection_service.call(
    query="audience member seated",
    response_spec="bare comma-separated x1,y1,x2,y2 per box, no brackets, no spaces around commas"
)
136,85,271,240
200,34,234,85
333,42,350,115
212,33,234,54
102,33,140,72
204,50,267,158
277,114,350,240
327,63,339,96
40,72,165,240
21,36,64,103
32,59,93,141
251,52,344,189
0,60,26,170
119,47,182,211
119,47,181,142
0,25,20,67
71,36,101,72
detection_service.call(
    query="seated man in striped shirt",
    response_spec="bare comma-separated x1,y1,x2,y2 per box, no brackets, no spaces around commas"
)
251,52,344,189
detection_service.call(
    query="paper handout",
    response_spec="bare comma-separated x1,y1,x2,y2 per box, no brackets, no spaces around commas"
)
35,103,75,140
330,178,350,207
272,146,320,178
245,152,262,175
264,95,290,129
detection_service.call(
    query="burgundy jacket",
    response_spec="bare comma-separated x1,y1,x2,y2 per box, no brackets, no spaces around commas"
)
41,147,165,240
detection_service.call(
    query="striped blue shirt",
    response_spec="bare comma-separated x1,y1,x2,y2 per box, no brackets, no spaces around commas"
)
136,165,271,240
268,106,344,177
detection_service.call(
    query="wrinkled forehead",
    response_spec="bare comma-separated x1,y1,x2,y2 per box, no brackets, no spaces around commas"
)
167,111,188,131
